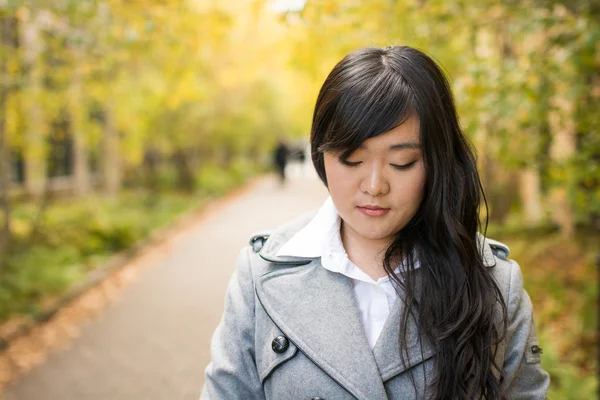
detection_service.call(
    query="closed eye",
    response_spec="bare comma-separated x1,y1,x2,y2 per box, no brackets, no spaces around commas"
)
391,161,417,170
340,159,362,167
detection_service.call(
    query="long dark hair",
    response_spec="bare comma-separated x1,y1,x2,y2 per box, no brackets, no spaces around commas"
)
310,46,507,400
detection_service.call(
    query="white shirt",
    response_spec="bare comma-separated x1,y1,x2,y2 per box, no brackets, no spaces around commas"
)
277,197,417,349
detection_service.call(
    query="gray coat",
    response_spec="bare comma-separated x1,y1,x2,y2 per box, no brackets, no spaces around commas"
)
201,212,550,399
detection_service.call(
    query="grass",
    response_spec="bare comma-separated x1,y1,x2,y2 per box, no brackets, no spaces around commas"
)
0,190,204,322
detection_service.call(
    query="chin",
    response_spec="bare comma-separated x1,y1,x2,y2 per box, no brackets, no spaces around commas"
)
356,227,394,241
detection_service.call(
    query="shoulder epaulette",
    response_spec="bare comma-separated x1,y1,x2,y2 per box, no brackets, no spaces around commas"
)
487,239,510,260
249,234,270,253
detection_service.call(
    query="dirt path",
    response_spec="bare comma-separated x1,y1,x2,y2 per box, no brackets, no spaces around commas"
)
1,171,328,400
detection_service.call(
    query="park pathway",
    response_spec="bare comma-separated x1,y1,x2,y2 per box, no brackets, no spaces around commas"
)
2,167,328,400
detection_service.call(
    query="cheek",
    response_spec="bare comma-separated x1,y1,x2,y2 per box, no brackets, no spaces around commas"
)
396,166,426,205
323,156,336,183
323,158,357,204
325,169,353,198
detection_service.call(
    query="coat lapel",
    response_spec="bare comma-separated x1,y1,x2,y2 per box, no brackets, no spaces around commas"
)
372,291,436,382
372,235,497,380
255,259,388,400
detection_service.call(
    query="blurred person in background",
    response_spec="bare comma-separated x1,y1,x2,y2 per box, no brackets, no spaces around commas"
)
273,139,290,184
201,46,549,399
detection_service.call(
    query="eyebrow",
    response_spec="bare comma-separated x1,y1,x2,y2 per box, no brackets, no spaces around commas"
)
389,142,421,151
358,142,421,151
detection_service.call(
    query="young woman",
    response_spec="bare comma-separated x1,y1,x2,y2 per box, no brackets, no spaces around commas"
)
201,46,549,400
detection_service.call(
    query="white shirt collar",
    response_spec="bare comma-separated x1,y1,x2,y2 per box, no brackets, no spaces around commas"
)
277,196,343,259
277,197,418,284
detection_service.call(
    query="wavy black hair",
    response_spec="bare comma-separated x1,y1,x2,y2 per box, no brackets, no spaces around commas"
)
310,46,507,399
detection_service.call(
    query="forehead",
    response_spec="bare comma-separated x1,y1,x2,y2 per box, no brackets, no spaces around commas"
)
358,115,421,150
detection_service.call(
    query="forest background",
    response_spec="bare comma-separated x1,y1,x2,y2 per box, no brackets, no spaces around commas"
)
0,0,598,398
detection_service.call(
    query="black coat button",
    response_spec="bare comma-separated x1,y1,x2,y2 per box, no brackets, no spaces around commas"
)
271,335,289,353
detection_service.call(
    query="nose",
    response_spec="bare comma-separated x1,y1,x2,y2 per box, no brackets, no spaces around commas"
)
360,163,390,196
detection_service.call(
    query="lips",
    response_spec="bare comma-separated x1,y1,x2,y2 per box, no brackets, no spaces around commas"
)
357,205,390,217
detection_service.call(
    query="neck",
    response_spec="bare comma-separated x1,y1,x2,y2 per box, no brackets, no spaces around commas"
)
340,222,393,280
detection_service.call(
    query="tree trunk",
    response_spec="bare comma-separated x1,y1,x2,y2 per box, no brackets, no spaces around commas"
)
70,46,90,196
519,167,543,225
172,149,195,192
72,124,90,196
22,16,45,199
23,121,45,198
0,15,13,255
143,147,160,207
101,107,121,197
549,98,576,236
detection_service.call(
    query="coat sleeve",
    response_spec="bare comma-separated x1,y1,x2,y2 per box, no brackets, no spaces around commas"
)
501,260,550,399
200,247,265,399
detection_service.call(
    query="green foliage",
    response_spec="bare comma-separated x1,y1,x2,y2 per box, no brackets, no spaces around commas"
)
541,336,597,399
0,245,85,319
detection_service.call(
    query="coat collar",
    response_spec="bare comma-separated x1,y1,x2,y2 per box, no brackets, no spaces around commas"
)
255,210,318,265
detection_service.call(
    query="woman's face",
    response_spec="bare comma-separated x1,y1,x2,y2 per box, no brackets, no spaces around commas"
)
323,115,425,248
